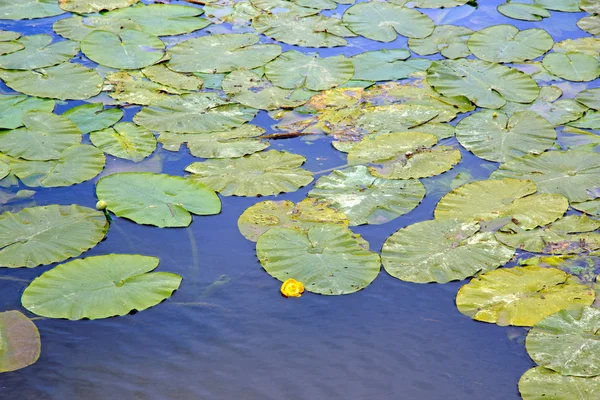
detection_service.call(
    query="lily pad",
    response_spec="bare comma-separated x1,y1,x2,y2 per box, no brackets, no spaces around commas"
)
0,311,40,373
455,110,556,162
141,64,203,91
238,198,349,242
533,0,580,12
0,95,55,130
519,253,600,284
96,172,221,228
256,224,381,295
351,51,432,82
390,0,470,7
0,0,64,20
426,59,540,109
408,25,473,59
382,219,514,284
0,35,79,70
519,367,600,400
81,30,165,70
456,266,595,326
0,62,103,100
0,111,82,161
158,125,269,159
103,71,185,106
62,103,123,134
552,37,600,58
435,179,568,230
542,52,600,82
21,254,182,320
90,122,156,162
497,3,550,21
168,34,281,73
578,15,600,36
468,25,553,63
185,150,314,197
58,0,140,13
526,307,600,377
342,2,434,42
0,160,8,180
53,15,143,41
576,88,600,111
0,204,108,268
308,165,425,226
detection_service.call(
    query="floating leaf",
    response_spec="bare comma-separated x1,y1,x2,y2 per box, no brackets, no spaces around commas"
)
497,3,550,21
0,160,8,180
576,88,600,111
96,172,221,227
578,15,600,36
158,125,268,159
426,59,540,109
456,266,595,326
256,224,380,295
238,198,348,242
520,253,600,283
81,30,165,70
408,25,472,59
519,367,600,400
53,15,143,41
103,71,185,106
0,95,54,130
22,254,182,320
62,103,123,134
455,110,556,162
0,35,79,70
0,204,108,268
308,165,425,226
435,179,568,230
390,0,470,8
58,0,140,13
533,0,581,12
581,0,600,13
168,34,281,73
90,122,156,162
141,64,203,91
553,37,600,58
468,25,552,63
351,50,431,81
542,52,600,82
0,62,103,100
526,307,600,377
185,150,313,197
0,0,64,20
0,311,40,373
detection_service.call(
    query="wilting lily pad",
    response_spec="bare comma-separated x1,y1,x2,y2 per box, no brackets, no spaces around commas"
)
382,219,514,284
158,125,268,159
519,367,600,400
81,30,165,70
53,15,143,41
22,254,182,320
103,71,185,106
96,172,221,227
256,224,380,295
59,0,140,13
141,64,203,91
408,25,473,59
62,103,123,134
238,198,348,242
168,34,281,73
490,150,600,203
0,311,40,373
0,0,64,20
435,179,568,230
90,122,156,162
342,2,434,42
520,253,600,283
0,204,108,268
0,112,82,161
185,150,314,197
497,3,550,21
468,25,553,63
0,95,54,129
308,165,425,226
456,266,595,326
455,110,556,162
0,62,103,100
526,307,600,377
542,52,600,82
0,35,79,70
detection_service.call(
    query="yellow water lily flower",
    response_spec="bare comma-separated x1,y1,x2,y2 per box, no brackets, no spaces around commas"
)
280,278,304,298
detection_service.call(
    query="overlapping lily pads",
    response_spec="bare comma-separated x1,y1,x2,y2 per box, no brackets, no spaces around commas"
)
0,95,54,129
0,35,79,70
408,25,472,59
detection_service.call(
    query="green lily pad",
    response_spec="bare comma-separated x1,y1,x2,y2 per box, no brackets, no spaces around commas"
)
0,311,40,373
168,34,281,73
90,122,156,162
578,15,600,36
22,254,182,320
0,0,64,20
103,71,185,106
534,0,581,12
468,25,553,63
408,25,473,59
351,50,432,81
0,160,8,180
572,198,600,217
435,178,568,230
0,62,103,100
185,150,314,197
53,15,143,41
456,266,595,326
390,0,470,7
62,103,123,134
347,132,461,179
238,198,349,242
308,165,425,226
581,0,600,13
542,52,600,82
519,367,600,400
256,224,380,295
519,253,600,283
0,40,24,56
96,172,221,227
490,150,600,203
553,37,600,58
455,110,556,162
133,93,258,134
81,30,165,70
526,307,600,377
0,35,79,70
0,111,82,161
0,31,22,42
158,125,268,159
141,64,203,91
0,95,54,129
569,110,600,129
0,204,108,268
497,3,550,21
576,88,600,111
58,0,140,13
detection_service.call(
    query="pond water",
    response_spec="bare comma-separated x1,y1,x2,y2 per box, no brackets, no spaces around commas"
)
0,0,598,399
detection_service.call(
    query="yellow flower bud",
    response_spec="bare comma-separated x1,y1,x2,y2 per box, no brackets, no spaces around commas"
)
280,278,305,298
96,200,107,210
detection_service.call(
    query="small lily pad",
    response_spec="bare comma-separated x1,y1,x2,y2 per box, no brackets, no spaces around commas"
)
90,122,156,162
408,25,473,59
497,3,550,21
62,103,123,134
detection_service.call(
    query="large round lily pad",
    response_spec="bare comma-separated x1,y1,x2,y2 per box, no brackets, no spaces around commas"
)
53,15,143,41
58,0,140,13
542,52,600,82
456,266,595,326
519,367,600,400
382,219,515,284
526,307,600,377
0,34,79,70
22,254,182,320
96,172,221,228
0,311,40,373
308,165,425,226
0,204,108,268
90,122,156,162
0,0,64,20
468,25,553,63
256,224,381,295
185,150,314,197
